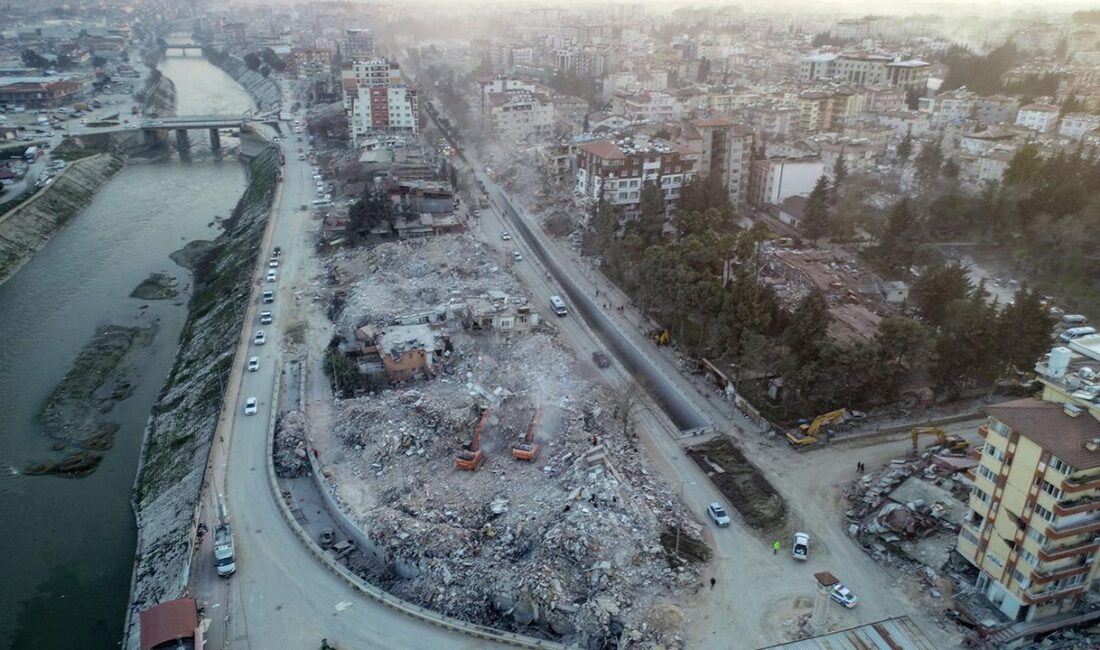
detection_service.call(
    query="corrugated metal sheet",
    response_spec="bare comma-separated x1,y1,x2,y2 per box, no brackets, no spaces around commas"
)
757,616,938,650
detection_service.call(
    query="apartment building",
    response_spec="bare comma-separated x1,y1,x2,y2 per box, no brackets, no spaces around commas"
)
343,28,375,61
678,116,754,204
287,48,332,80
1016,104,1060,134
610,90,684,123
346,58,401,88
957,337,1100,623
574,136,695,215
484,90,555,143
747,157,825,208
797,91,833,134
350,85,418,137
799,53,930,93
1059,113,1100,141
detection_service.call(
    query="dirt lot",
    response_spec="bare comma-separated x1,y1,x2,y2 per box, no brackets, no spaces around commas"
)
686,437,787,535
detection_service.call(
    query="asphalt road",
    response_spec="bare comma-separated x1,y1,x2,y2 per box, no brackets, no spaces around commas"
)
189,95,485,648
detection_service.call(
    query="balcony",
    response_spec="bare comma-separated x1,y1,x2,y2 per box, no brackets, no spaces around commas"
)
1023,582,1087,605
1063,472,1100,494
1039,539,1100,562
1045,514,1100,539
1054,493,1100,517
1030,562,1092,584
978,424,989,439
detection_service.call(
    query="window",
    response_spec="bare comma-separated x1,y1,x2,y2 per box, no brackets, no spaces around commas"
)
1050,456,1075,476
973,487,991,505
1027,527,1047,546
979,465,998,483
1012,568,1030,587
985,444,1005,462
1042,480,1065,500
1034,504,1055,523
989,420,1010,438
988,552,1004,568
1019,549,1039,568
960,528,979,545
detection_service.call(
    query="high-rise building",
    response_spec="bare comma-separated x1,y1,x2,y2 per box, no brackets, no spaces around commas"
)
956,336,1100,623
343,28,375,61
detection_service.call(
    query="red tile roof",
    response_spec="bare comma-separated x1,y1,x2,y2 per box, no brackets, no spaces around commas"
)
987,398,1100,469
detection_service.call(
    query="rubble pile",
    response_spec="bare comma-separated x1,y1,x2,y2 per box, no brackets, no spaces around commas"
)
333,234,525,333
274,410,308,478
316,233,698,647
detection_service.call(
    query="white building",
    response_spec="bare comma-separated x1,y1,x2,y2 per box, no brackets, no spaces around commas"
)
748,157,826,208
1015,104,1060,133
484,91,555,143
350,85,419,139
574,136,695,214
1059,113,1100,140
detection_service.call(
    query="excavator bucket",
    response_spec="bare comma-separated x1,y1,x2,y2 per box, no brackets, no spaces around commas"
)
512,406,542,461
456,409,490,471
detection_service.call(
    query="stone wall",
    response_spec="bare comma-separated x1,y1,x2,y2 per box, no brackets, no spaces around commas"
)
203,48,280,111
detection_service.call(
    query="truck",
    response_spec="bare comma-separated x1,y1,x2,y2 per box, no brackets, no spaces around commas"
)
213,496,236,577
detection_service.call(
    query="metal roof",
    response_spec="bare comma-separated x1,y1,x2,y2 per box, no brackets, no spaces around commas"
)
757,616,937,650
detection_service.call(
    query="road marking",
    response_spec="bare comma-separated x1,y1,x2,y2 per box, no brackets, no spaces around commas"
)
335,600,353,612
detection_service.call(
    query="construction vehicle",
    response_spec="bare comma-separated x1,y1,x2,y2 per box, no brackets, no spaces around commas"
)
651,329,670,346
786,409,847,447
455,408,489,470
512,406,542,461
911,427,968,452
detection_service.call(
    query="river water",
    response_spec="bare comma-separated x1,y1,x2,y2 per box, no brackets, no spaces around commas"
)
0,53,252,649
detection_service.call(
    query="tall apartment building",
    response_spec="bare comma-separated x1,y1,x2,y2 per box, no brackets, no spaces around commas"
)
678,116,754,204
287,48,332,80
957,336,1100,623
800,53,930,93
574,136,695,215
340,58,416,143
343,28,375,61
747,157,825,208
1016,104,1060,133
483,90,554,143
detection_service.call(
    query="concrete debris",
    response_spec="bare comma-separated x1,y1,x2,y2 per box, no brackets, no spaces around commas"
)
274,410,308,478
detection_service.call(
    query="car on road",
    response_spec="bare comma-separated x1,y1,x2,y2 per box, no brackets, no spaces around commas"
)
260,310,273,325
500,231,511,241
706,502,731,527
244,397,258,415
273,246,281,257
512,251,523,261
254,330,266,345
266,270,277,282
262,290,274,303
592,351,611,368
830,583,858,608
247,356,260,372
268,259,279,268
80,118,87,124
792,532,809,560
272,136,279,142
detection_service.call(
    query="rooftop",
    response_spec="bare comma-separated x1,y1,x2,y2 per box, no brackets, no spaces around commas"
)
758,615,936,649
987,398,1100,470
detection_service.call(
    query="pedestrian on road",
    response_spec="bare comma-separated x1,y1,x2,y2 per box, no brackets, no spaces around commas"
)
773,540,780,555
710,577,716,589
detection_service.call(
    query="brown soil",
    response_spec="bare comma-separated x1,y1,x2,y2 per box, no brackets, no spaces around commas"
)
686,437,788,535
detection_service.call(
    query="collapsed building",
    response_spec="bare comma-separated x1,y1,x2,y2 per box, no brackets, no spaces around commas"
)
316,234,701,647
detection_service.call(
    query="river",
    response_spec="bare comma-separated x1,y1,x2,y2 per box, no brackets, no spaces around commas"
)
0,53,252,649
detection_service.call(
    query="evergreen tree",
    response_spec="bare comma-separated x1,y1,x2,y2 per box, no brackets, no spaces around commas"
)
932,282,1000,398
638,181,666,246
915,138,945,187
875,316,933,398
784,287,831,363
910,262,972,327
832,153,848,185
1004,143,1043,187
997,286,1055,373
942,157,960,180
896,131,913,161
800,175,831,244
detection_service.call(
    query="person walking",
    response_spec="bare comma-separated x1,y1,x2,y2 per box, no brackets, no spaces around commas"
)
773,540,780,555
710,577,716,589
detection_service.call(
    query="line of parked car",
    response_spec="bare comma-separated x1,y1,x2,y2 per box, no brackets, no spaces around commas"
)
244,246,281,417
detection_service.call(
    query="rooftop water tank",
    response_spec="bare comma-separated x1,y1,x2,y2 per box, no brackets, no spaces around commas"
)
1048,346,1072,379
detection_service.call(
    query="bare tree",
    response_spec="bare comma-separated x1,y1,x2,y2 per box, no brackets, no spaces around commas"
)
606,378,646,439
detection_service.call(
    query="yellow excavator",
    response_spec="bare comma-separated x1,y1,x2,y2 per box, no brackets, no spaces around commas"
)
786,409,847,447
911,427,968,453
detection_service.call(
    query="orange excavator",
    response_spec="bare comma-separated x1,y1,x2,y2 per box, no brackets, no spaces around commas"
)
512,406,542,461
455,408,489,471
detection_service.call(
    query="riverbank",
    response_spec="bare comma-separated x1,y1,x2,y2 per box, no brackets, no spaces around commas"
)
0,153,125,285
203,47,280,110
123,145,279,645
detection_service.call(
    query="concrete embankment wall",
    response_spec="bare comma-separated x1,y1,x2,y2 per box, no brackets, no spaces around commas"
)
140,73,177,117
0,154,124,285
203,48,279,110
122,145,279,647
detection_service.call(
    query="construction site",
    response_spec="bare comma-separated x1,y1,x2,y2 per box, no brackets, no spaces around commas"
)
308,233,705,648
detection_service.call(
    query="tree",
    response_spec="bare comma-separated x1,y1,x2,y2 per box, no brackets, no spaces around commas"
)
915,138,944,187
875,317,933,398
584,198,620,256
784,288,831,363
1003,143,1043,187
244,52,262,71
91,55,107,68
696,58,711,82
932,282,1000,398
878,199,920,272
346,186,394,244
896,132,913,162
832,153,848,186
638,181,666,246
997,286,1054,373
910,262,972,327
800,175,831,244
21,49,49,69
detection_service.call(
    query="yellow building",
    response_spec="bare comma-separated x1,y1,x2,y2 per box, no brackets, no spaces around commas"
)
957,335,1100,623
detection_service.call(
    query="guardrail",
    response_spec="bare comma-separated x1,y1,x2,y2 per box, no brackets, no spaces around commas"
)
264,357,568,649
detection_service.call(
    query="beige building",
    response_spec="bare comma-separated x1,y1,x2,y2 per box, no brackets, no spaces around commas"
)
678,116,754,204
957,336,1100,623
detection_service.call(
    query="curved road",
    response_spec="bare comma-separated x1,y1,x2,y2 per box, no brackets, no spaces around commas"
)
189,110,490,649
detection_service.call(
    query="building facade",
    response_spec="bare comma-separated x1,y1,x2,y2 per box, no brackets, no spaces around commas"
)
1016,104,1060,133
574,136,695,215
351,85,418,137
748,157,825,208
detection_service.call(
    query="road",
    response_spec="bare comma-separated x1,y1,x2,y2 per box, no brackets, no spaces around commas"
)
188,86,485,649
457,150,969,648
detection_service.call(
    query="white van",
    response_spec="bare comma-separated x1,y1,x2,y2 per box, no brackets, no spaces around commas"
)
311,199,332,207
1060,314,1089,328
549,295,567,317
1060,326,1097,342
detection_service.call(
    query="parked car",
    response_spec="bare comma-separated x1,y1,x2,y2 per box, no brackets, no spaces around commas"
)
266,270,277,282
706,502,731,527
512,251,523,261
592,351,611,368
268,259,279,268
244,397,258,415
247,357,260,372
500,231,511,241
792,532,809,560
830,583,858,608
260,310,273,325
273,246,281,257
254,330,266,345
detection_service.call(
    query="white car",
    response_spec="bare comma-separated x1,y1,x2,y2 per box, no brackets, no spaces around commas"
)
244,397,258,415
706,502,731,527
512,251,523,261
247,356,260,372
259,310,273,325
830,584,858,608
254,330,266,345
266,270,277,282
268,259,279,268
792,532,809,560
500,231,511,241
